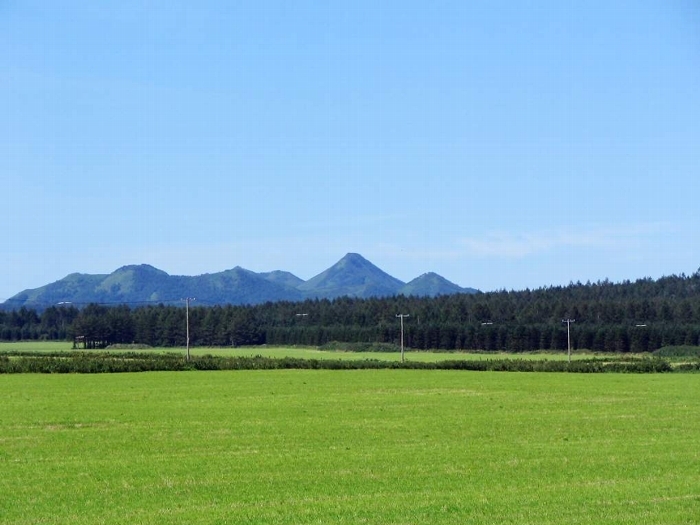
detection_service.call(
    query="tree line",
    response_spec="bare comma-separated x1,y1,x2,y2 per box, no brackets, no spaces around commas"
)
2,271,700,352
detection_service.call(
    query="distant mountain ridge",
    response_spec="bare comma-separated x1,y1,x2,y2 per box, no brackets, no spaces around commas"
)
3,253,479,308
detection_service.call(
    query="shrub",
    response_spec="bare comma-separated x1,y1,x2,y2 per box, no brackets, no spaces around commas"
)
654,345,700,358
0,351,678,374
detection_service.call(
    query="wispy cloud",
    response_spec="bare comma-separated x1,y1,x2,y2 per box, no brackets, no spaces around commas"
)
457,223,671,259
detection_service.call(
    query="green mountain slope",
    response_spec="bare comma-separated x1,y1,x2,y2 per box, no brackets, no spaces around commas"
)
297,253,405,299
400,272,478,297
5,265,302,307
3,254,477,308
259,270,305,289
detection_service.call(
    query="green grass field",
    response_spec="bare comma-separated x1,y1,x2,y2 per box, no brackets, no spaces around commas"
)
1,369,698,524
0,341,636,362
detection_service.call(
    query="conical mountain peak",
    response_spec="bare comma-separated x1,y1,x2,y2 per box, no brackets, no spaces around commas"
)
297,254,405,299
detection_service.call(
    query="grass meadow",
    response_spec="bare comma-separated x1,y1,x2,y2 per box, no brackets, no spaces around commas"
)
0,341,633,362
1,368,699,524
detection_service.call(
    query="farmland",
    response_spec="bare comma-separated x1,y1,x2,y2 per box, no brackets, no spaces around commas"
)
0,340,670,361
1,368,699,524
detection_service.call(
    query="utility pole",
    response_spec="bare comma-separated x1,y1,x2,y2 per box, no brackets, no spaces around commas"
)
396,314,409,363
184,298,195,360
562,318,575,363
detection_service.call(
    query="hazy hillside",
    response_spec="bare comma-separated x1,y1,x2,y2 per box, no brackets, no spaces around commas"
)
3,253,477,309
297,253,405,299
400,272,478,297
259,270,305,289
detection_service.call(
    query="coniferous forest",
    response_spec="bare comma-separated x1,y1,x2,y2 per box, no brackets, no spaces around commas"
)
2,271,700,353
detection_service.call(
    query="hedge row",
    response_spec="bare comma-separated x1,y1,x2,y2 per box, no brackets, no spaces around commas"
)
653,345,700,357
0,352,686,374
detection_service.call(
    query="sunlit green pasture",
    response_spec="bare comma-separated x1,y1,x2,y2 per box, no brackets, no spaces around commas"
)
0,341,629,362
1,370,698,524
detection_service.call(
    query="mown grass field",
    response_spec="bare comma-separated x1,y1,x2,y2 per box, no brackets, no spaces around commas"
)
0,341,638,362
1,369,698,524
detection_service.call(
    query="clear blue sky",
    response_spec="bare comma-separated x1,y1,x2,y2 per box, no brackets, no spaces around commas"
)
2,1,699,300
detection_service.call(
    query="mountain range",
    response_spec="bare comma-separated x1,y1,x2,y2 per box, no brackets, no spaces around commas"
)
4,253,478,308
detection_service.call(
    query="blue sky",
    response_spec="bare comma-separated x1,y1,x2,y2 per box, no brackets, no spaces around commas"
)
2,1,699,300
